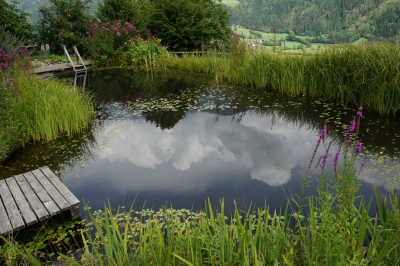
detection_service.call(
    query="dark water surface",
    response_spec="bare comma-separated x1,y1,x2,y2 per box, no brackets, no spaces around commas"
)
2,70,400,213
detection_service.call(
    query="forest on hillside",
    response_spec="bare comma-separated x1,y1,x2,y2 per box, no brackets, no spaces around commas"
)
5,0,400,43
227,0,400,43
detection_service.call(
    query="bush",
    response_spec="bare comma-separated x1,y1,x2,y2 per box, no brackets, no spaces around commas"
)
36,0,95,56
86,20,140,66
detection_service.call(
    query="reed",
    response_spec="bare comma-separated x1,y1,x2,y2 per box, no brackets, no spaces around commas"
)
156,42,400,115
1,62,94,163
15,72,95,142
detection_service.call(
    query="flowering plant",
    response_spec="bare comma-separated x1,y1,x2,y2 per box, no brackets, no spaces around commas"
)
86,20,140,65
124,30,165,69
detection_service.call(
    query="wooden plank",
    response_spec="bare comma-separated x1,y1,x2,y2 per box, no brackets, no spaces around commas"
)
40,167,80,207
5,177,37,226
31,169,70,211
0,179,25,231
15,174,49,220
0,196,13,235
23,171,61,216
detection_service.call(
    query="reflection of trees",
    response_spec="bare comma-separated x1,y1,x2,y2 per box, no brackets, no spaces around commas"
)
228,86,400,159
144,109,186,130
142,77,205,130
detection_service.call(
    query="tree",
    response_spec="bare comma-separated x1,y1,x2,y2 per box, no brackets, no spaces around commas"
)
0,0,31,38
36,0,95,55
148,0,231,51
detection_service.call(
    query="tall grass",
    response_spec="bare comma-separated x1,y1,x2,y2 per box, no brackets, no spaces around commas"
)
16,73,94,142
0,57,94,162
157,42,400,115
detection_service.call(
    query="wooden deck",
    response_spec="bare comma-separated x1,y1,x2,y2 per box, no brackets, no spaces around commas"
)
0,166,81,235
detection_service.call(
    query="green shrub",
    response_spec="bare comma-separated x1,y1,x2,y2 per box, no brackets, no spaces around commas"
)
124,32,166,69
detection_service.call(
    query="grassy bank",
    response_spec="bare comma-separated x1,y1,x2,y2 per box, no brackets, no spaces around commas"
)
157,42,400,115
0,56,94,163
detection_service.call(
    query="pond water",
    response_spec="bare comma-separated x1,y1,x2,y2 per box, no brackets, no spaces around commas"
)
1,70,400,214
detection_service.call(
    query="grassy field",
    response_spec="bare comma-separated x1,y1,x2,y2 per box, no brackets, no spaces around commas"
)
221,0,239,7
232,26,329,52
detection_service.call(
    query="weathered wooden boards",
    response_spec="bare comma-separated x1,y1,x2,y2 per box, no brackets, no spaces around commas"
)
0,166,81,235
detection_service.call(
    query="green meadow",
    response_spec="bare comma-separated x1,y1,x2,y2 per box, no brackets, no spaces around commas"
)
232,26,329,52
221,0,239,7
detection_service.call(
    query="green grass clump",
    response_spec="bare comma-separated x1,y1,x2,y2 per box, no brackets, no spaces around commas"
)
29,54,66,62
16,75,94,142
0,59,94,163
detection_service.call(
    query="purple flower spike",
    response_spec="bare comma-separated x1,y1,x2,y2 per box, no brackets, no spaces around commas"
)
354,142,362,154
319,124,327,139
347,119,356,133
320,152,328,170
357,106,363,117
333,150,340,165
361,158,366,166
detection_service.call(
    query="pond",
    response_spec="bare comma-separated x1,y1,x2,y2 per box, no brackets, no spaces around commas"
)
1,69,400,214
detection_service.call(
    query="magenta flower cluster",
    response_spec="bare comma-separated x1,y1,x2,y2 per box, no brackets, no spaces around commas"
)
313,106,364,173
88,20,138,39
0,50,11,71
86,19,140,59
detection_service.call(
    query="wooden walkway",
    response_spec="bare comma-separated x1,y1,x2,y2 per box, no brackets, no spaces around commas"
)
0,166,81,235
34,60,91,78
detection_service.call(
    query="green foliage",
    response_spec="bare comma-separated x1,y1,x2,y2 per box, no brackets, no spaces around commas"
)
228,0,400,42
148,0,231,51
0,29,24,56
374,2,400,38
0,236,41,266
36,0,95,56
0,0,31,39
249,29,262,39
124,34,166,69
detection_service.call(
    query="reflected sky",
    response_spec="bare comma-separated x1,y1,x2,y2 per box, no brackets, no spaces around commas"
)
62,107,391,212
1,71,398,213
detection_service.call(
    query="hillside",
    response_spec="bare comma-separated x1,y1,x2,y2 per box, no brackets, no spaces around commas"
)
226,0,400,42
5,0,98,24
7,0,400,42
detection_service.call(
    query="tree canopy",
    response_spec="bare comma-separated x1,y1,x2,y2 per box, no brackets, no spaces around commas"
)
148,0,230,51
36,0,95,55
0,0,31,38
227,0,400,42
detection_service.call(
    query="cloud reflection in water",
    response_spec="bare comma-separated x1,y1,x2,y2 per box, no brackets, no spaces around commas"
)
93,111,318,191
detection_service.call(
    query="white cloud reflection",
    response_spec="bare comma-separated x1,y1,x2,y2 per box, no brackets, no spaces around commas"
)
95,112,319,188
65,110,396,198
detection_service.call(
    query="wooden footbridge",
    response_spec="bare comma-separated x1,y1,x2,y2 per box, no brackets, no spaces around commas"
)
0,166,81,235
